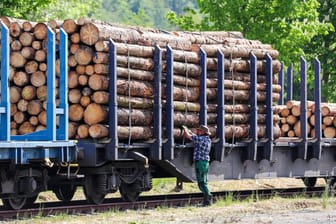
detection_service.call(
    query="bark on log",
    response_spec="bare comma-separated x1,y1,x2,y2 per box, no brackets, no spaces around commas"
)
117,108,153,126
117,55,154,71
206,57,282,74
117,95,153,109
117,79,154,98
117,126,153,140
197,45,279,59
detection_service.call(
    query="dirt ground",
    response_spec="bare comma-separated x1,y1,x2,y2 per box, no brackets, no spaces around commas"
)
7,178,336,224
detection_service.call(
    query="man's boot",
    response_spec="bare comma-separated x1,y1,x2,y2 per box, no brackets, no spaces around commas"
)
202,195,212,206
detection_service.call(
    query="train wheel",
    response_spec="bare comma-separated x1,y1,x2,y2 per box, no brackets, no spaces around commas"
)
328,178,336,196
2,197,27,210
119,182,140,202
54,185,77,202
26,195,38,205
302,177,317,188
84,175,106,204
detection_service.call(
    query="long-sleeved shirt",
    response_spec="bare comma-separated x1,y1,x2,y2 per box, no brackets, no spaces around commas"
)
191,134,211,161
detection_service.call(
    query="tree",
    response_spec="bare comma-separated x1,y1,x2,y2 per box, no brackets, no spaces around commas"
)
0,0,101,22
93,0,198,30
29,0,101,21
0,0,53,20
304,0,336,101
166,0,334,100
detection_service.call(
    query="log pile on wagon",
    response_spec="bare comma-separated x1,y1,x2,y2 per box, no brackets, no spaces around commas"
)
278,100,336,138
1,16,285,142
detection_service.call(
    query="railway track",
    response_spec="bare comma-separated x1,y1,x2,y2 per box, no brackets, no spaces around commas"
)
0,186,327,220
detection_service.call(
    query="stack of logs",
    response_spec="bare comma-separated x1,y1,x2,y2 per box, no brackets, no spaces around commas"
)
278,100,336,138
1,16,283,141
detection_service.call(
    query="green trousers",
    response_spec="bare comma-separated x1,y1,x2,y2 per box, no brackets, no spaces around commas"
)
195,160,211,196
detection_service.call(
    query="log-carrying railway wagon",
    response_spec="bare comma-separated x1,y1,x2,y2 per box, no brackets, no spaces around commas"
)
1,19,336,210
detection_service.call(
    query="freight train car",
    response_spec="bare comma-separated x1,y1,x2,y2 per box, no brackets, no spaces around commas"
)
1,17,336,209
0,24,77,210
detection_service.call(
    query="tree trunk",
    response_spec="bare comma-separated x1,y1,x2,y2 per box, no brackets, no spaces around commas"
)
89,74,109,90
74,46,94,65
69,104,84,122
27,100,42,115
30,71,46,87
324,126,336,138
21,85,36,101
92,91,109,104
77,124,90,139
117,126,153,140
19,32,34,47
68,89,82,104
89,124,109,138
62,19,78,34
117,108,153,126
33,23,47,40
19,121,35,135
197,44,279,59
10,51,27,68
83,103,108,125
13,71,29,86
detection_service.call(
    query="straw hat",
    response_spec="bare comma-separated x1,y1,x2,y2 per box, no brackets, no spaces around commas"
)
197,125,211,135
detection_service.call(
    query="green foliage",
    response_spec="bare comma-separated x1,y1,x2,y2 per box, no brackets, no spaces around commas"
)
303,0,336,102
29,0,101,21
0,0,54,19
94,0,197,29
167,0,335,101
0,0,101,22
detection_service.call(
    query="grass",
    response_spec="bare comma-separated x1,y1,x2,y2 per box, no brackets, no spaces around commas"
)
3,178,335,224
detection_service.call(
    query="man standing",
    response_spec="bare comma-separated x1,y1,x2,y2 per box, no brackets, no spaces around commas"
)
183,125,212,206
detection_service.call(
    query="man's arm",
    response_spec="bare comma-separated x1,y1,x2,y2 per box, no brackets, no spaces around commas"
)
182,126,194,140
